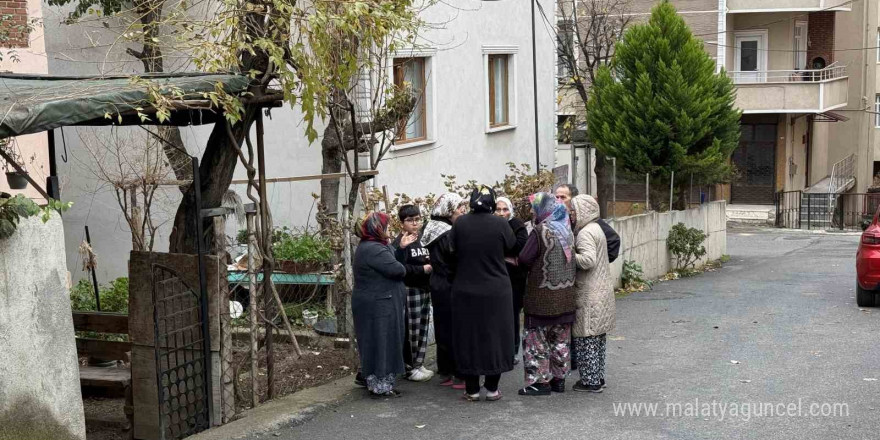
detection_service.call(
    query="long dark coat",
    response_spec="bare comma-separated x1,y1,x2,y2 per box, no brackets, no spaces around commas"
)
450,212,517,376
424,228,456,376
352,240,407,378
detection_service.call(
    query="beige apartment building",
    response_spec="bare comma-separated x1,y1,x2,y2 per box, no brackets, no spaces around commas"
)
560,0,880,213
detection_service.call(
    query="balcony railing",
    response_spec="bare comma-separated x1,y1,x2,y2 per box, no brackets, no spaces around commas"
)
727,64,846,84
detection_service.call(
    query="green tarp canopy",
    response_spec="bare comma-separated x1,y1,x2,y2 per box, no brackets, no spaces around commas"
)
0,72,251,138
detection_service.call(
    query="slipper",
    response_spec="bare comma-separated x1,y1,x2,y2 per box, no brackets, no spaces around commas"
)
485,391,503,402
452,382,466,390
461,393,480,402
439,378,454,387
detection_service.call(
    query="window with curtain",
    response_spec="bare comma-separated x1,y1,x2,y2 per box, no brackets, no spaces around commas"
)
488,54,509,127
393,57,427,142
875,94,880,128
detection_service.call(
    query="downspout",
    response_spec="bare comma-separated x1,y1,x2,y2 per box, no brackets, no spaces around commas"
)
858,0,871,191
716,0,726,74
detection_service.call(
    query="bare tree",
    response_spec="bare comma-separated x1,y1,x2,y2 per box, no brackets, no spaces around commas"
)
76,128,187,252
556,0,631,216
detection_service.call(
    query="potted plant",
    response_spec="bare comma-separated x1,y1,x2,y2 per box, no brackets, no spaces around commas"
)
272,227,332,274
0,138,28,190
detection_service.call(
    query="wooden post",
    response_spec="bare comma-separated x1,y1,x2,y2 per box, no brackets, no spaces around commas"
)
246,210,259,408
382,185,390,212
256,114,275,399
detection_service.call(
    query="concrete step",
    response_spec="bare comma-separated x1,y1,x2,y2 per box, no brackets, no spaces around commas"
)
727,204,775,225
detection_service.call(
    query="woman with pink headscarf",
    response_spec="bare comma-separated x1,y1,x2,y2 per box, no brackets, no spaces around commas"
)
352,212,408,398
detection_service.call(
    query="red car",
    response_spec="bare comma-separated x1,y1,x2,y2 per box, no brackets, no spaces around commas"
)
857,209,880,306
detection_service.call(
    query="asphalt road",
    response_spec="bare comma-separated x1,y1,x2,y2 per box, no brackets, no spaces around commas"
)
251,227,880,440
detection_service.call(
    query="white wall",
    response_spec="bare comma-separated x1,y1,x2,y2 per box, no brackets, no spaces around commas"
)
44,0,558,282
608,201,728,287
0,214,85,440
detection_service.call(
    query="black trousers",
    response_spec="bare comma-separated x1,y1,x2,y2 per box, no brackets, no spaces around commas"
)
461,374,501,394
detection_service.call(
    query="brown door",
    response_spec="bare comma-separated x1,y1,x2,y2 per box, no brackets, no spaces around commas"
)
732,123,776,204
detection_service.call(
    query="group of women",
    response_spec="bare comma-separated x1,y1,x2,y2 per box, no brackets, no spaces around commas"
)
351,184,617,400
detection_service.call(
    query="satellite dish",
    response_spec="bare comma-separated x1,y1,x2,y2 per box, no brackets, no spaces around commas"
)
230,300,244,319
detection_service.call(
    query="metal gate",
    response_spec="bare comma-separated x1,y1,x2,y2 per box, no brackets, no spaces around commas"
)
732,123,776,205
152,264,211,440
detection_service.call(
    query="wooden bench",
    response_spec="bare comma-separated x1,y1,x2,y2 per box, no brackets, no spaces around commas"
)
73,311,133,438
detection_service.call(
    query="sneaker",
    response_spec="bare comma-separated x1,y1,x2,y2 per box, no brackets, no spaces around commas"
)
572,381,603,393
417,366,435,379
601,379,607,388
354,372,366,388
550,378,566,393
407,367,433,382
518,383,551,396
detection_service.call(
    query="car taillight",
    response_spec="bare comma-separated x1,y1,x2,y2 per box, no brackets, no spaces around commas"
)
862,233,880,245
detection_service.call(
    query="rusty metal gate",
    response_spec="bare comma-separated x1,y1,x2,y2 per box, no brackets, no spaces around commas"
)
732,123,777,205
151,264,211,439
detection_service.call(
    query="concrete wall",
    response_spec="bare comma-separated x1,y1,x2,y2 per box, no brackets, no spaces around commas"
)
607,201,727,287
0,214,85,440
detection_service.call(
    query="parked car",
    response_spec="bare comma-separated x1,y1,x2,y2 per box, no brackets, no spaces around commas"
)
856,207,880,306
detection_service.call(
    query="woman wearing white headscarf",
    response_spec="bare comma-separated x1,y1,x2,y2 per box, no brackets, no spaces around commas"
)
421,193,467,387
495,196,529,363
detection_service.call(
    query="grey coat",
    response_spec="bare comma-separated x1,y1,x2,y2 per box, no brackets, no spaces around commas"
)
352,240,407,378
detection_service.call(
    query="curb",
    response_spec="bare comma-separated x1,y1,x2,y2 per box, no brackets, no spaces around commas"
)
187,375,361,440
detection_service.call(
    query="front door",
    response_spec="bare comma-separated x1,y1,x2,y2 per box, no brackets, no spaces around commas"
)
732,123,777,205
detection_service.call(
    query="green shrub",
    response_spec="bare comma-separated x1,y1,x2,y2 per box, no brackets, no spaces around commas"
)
667,223,707,271
272,228,332,263
69,277,129,313
621,260,651,291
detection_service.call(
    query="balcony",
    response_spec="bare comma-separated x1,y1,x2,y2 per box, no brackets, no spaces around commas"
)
727,65,848,113
727,0,851,13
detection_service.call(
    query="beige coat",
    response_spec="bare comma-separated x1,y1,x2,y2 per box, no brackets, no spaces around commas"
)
571,195,616,337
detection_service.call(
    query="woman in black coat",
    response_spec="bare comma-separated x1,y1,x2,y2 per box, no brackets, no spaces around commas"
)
451,186,517,401
420,193,466,387
352,212,407,398
495,196,529,363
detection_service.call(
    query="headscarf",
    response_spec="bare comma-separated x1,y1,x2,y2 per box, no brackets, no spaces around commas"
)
360,212,390,245
469,185,496,214
495,196,515,220
421,193,463,247
529,192,573,261
571,194,600,234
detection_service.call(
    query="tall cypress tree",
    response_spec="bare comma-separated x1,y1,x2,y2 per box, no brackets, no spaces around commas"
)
587,1,741,207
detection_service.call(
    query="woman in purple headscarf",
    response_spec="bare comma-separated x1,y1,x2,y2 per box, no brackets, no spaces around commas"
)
517,192,577,396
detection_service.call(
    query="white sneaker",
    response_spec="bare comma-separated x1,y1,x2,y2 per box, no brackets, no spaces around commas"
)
407,366,433,382
418,366,435,378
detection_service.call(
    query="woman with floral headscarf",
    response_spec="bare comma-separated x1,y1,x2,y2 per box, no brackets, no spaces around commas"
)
517,192,577,396
352,212,408,398
421,193,467,387
450,186,517,401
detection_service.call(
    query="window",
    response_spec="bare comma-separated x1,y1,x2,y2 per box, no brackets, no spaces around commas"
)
393,57,427,143
875,94,880,128
488,54,510,127
557,20,574,80
793,21,807,70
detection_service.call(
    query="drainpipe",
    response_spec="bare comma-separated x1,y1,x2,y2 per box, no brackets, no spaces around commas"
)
716,0,727,74
858,0,871,191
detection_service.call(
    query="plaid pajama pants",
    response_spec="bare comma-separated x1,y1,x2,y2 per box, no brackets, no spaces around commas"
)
404,287,431,370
